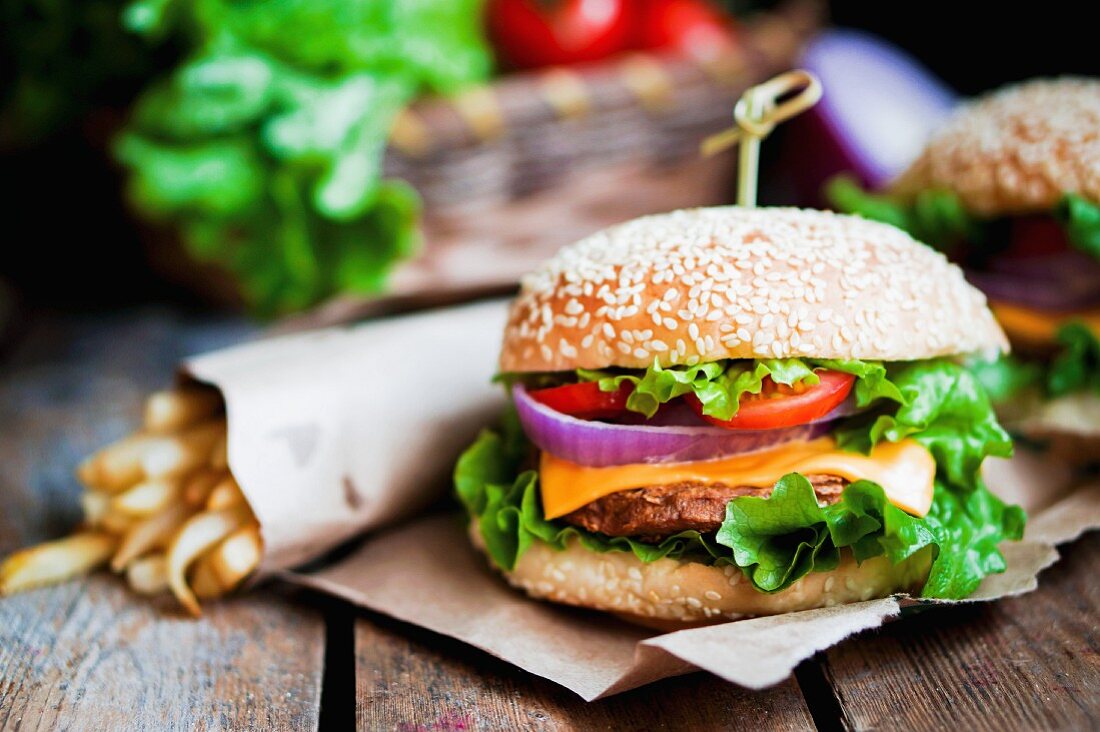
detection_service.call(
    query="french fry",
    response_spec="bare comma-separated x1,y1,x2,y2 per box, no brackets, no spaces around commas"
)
111,501,193,572
167,505,251,616
100,510,136,534
0,532,116,595
144,388,222,434
189,558,223,600
183,468,226,506
126,554,169,595
77,435,155,493
141,421,225,479
208,525,262,591
111,478,179,517
205,477,246,511
209,433,228,470
81,491,111,528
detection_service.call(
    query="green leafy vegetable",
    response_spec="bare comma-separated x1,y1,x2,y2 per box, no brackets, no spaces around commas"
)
969,322,1100,403
716,473,1021,598
573,358,895,421
968,355,1043,403
833,360,1012,490
454,426,725,570
116,0,491,315
1048,322,1100,396
825,176,982,255
1059,193,1100,261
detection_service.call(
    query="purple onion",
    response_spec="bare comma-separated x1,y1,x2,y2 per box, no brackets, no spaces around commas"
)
967,260,1100,311
799,30,958,190
513,385,836,468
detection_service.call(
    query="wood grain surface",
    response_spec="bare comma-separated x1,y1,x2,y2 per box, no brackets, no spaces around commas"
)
0,312,325,731
355,614,816,730
819,533,1100,731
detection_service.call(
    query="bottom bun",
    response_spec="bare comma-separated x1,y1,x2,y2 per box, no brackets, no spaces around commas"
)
470,522,932,626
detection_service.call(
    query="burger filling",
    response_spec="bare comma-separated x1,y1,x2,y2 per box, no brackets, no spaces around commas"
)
829,179,1100,426
456,357,1024,600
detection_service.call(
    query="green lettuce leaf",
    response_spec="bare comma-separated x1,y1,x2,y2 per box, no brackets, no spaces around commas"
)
968,323,1100,402
1048,322,1100,396
716,472,1023,598
454,427,725,570
116,0,491,315
825,176,982,255
833,360,1012,490
1059,193,1100,261
810,359,905,407
575,358,892,421
968,355,1043,402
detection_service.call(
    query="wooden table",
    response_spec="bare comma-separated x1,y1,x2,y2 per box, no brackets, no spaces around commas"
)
1,310,1097,731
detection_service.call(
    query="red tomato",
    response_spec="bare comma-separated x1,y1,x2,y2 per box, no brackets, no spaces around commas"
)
487,0,633,70
529,381,633,419
634,0,737,61
1005,215,1070,258
686,371,855,430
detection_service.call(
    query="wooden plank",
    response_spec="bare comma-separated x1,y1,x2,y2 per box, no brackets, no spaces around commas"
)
355,614,816,730
820,533,1100,731
0,312,325,730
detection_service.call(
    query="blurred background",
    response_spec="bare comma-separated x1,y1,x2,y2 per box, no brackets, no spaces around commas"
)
1,0,1096,335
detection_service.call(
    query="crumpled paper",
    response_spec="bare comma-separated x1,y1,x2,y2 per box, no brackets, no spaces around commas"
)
183,299,507,574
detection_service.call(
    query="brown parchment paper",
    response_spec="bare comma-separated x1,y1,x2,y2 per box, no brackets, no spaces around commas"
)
183,299,509,574
286,448,1099,700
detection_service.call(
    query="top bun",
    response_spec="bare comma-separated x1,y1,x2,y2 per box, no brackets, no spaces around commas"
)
499,207,1007,372
892,77,1100,215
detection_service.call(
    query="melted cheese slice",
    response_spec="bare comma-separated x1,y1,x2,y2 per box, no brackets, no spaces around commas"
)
540,437,936,520
990,301,1100,346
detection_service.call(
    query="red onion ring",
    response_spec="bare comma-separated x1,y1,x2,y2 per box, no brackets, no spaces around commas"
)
513,384,837,467
800,30,957,189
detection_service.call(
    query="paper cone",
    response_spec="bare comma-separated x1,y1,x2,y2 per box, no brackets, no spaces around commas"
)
184,299,510,573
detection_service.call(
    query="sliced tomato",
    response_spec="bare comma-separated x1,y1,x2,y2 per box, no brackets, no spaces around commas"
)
528,381,633,420
686,370,855,430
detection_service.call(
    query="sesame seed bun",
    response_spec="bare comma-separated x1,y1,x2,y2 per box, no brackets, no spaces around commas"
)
470,522,932,626
892,77,1100,215
499,206,1007,373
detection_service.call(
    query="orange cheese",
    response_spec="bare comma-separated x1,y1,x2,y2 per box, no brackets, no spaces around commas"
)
990,301,1100,346
539,437,936,520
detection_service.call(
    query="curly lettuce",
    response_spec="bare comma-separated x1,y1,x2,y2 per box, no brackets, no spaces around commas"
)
116,0,491,315
1048,322,1100,396
971,322,1100,403
828,177,1100,266
457,359,1024,600
571,357,900,421
825,176,983,256
1059,193,1100,260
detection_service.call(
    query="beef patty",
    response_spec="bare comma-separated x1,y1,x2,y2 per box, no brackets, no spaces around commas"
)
561,474,848,541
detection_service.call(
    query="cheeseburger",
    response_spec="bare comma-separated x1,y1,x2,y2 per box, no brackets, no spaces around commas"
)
830,78,1100,450
455,206,1024,627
